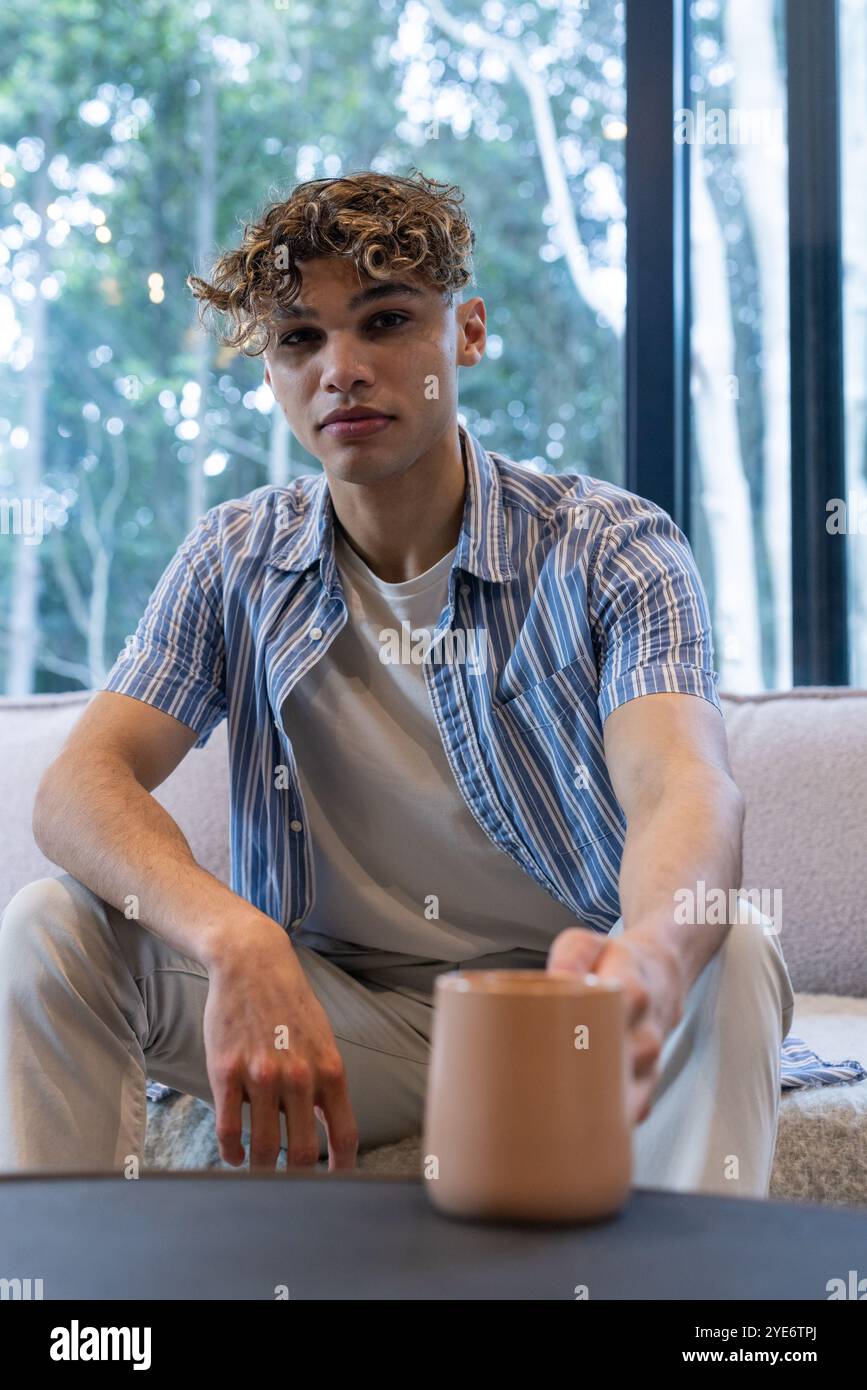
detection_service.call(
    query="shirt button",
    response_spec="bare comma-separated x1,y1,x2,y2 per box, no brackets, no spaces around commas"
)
289,819,303,832
290,918,303,929
310,626,323,640
459,584,470,596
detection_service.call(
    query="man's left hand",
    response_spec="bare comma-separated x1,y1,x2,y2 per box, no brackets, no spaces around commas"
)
547,926,686,1126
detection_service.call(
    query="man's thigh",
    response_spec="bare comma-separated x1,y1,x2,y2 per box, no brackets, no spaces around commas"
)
609,897,793,1195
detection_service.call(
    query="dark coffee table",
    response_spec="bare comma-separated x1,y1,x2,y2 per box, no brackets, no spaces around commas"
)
1,1171,864,1300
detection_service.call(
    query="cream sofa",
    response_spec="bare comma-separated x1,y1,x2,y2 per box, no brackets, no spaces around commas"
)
1,687,865,1204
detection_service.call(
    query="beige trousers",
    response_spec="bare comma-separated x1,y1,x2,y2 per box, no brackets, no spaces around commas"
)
0,874,794,1195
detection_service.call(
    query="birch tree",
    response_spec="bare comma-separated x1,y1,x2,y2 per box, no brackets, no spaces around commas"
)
840,0,867,681
690,138,762,689
422,0,623,332
6,112,53,694
725,0,790,688
188,62,218,529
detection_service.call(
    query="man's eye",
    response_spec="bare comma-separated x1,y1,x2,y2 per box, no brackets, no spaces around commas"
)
370,312,408,330
278,312,408,348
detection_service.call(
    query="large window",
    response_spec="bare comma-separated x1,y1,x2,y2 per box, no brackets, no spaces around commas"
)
0,1,861,696
840,0,867,684
689,0,791,693
627,0,858,693
0,0,625,696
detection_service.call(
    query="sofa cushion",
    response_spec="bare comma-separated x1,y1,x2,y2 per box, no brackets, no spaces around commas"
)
720,688,867,996
0,691,230,916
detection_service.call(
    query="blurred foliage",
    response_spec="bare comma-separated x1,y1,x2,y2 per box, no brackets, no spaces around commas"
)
0,0,625,690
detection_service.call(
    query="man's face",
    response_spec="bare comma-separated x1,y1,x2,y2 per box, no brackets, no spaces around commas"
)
262,256,485,483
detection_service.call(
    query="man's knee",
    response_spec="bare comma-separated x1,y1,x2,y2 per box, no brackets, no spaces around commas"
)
2,875,75,937
0,875,113,979
716,898,795,1039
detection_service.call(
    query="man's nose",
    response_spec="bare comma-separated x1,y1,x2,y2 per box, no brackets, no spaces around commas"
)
319,334,376,392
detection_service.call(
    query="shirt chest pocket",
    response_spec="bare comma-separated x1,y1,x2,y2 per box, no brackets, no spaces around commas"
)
491,656,597,734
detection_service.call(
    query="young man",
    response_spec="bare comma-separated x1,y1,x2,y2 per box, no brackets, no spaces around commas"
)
0,170,793,1193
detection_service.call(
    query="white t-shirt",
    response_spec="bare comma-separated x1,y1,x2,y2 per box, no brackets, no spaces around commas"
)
282,525,580,962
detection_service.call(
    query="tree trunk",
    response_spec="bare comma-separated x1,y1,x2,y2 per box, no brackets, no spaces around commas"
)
725,0,791,688
8,117,53,695
691,140,763,690
841,0,867,681
189,65,218,527
423,0,624,333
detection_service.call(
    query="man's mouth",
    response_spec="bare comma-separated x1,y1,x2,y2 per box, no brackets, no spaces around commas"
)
321,415,394,439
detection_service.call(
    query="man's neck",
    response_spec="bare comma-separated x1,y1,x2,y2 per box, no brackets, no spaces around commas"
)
327,425,467,584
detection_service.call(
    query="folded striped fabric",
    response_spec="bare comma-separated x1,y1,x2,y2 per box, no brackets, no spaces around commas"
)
145,1036,866,1105
146,1081,176,1102
781,1034,867,1090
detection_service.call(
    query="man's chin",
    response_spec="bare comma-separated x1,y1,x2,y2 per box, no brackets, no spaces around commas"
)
315,422,414,480
322,453,408,486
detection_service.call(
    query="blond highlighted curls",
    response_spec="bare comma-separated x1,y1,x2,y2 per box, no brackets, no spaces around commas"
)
187,168,476,357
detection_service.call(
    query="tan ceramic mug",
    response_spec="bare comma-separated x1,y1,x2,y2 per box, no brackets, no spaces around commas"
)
422,969,631,1223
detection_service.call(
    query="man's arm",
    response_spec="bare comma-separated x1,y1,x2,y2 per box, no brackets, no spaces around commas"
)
547,690,744,1124
550,497,741,1122
32,691,359,1172
33,690,270,965
601,689,745,993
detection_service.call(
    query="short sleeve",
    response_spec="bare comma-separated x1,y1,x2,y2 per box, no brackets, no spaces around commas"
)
586,498,722,724
102,507,227,749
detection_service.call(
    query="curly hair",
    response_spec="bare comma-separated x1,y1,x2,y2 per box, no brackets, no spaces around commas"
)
187,168,476,357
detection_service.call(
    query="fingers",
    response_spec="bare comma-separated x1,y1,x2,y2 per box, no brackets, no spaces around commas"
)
633,1083,657,1126
623,975,651,1029
243,1052,357,1174
215,1058,350,1174
213,1072,246,1168
629,1019,665,1124
548,934,663,1126
280,1060,320,1170
634,1025,662,1075
247,1061,284,1172
546,926,607,977
317,1065,360,1172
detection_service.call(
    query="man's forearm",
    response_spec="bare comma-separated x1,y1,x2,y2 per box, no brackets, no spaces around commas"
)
616,767,746,994
33,753,286,969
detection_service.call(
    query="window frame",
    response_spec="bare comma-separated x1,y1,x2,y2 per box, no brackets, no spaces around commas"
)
625,0,850,686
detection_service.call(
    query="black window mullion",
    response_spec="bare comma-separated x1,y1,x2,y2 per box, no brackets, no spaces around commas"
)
625,0,691,534
786,0,848,685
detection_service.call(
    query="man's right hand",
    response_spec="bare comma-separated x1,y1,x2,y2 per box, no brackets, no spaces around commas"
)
203,921,359,1173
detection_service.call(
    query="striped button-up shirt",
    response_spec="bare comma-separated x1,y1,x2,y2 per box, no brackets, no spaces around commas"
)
103,422,722,938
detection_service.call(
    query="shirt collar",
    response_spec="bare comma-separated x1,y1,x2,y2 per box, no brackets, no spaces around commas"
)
267,422,517,585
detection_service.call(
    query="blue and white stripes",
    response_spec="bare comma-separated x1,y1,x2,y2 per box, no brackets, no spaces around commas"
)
103,423,723,937
105,424,867,1091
